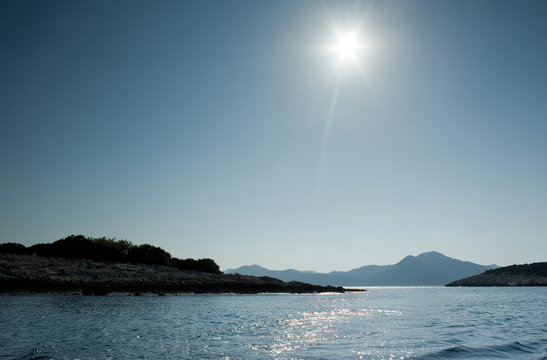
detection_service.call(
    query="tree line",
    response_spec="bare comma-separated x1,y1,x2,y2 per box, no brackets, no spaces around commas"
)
0,235,221,274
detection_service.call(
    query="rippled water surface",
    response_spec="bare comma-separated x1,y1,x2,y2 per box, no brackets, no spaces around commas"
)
1,287,546,359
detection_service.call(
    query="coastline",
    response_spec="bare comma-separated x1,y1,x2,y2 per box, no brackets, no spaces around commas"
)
446,262,547,287
0,254,351,295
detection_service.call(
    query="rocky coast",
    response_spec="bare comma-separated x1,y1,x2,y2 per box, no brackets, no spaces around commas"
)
446,262,547,286
0,254,348,295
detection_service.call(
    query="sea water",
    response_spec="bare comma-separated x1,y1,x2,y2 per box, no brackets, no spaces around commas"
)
0,287,545,359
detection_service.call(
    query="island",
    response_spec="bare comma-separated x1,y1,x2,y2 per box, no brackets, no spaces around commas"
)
446,262,547,287
0,236,351,295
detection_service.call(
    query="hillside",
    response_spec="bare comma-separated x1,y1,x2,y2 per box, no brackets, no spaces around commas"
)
226,252,497,286
0,254,347,294
0,235,221,274
0,236,351,294
446,262,547,286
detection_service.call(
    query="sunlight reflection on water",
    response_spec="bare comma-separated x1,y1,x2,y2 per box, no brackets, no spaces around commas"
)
1,288,546,359
245,294,416,358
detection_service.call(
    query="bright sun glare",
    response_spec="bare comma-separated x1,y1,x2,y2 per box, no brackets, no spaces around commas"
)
329,28,365,69
334,33,359,60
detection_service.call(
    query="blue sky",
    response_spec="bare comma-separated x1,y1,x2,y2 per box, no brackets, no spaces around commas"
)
1,0,546,272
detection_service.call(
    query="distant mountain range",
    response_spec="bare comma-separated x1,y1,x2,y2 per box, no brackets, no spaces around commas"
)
225,251,498,286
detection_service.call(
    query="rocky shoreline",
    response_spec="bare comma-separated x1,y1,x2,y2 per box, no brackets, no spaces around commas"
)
0,254,350,295
446,262,547,286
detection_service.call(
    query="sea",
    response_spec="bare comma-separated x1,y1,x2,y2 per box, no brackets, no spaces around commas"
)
0,287,545,360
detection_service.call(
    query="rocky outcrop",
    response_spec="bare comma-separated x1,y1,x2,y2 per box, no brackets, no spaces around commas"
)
446,262,547,286
0,254,349,294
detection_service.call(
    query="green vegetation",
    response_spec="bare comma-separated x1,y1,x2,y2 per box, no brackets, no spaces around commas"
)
0,235,221,274
484,262,547,277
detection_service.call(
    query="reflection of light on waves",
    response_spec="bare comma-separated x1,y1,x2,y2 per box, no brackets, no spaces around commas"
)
252,306,403,357
317,74,343,193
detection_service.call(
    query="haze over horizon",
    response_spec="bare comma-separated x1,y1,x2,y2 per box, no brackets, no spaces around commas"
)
1,0,546,273
224,250,499,273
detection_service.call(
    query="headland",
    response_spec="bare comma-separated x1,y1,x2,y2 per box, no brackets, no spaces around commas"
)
0,254,349,295
446,262,547,286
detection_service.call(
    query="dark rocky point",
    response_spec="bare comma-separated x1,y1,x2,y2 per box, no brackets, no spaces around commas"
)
446,262,547,286
0,254,353,294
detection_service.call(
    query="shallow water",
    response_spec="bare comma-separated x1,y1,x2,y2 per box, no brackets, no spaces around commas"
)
1,287,546,359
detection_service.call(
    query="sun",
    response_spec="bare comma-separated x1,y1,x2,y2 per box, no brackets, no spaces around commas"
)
334,32,359,61
328,28,365,69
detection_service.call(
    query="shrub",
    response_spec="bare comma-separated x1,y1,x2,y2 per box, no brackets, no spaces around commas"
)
0,242,27,255
0,235,222,274
28,235,94,259
170,257,221,274
91,237,132,262
127,244,171,266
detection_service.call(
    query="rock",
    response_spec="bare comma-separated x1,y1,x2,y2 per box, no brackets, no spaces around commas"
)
0,254,352,294
447,262,547,286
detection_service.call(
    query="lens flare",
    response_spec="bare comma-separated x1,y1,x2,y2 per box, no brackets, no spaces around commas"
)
328,28,366,69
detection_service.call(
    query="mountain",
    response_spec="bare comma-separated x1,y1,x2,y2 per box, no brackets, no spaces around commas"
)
225,251,497,286
447,262,547,286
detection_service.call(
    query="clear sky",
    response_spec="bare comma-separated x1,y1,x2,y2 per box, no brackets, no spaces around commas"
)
1,0,546,272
